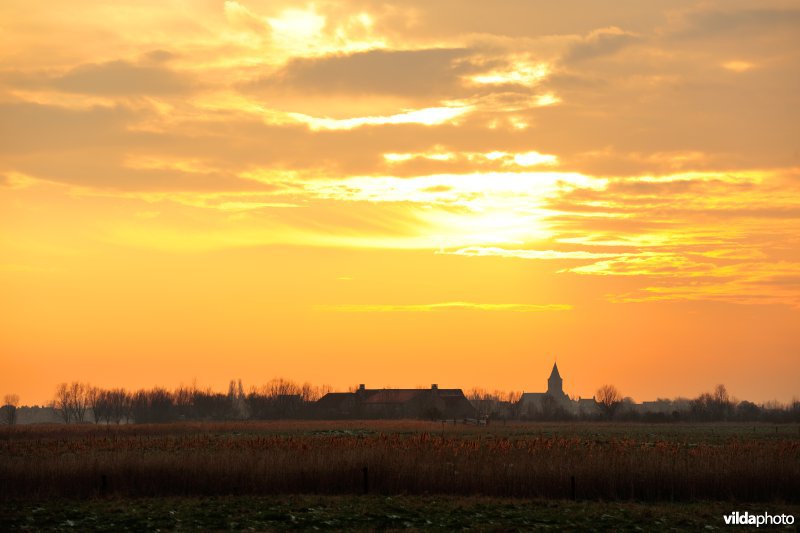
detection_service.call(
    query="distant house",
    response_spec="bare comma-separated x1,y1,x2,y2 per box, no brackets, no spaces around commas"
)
315,384,475,419
13,406,62,425
632,398,690,417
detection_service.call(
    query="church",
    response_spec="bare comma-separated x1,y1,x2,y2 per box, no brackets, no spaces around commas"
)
518,363,600,418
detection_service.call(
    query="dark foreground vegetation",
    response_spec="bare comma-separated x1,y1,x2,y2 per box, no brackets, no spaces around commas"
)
3,495,798,531
2,421,798,503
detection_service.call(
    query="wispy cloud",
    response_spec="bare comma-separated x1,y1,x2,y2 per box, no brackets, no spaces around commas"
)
314,302,572,312
283,105,472,130
440,246,619,260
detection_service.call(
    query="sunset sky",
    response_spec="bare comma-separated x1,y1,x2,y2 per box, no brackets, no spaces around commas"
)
1,0,799,405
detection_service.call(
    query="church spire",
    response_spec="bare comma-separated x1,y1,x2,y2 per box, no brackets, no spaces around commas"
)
547,360,564,397
550,362,561,380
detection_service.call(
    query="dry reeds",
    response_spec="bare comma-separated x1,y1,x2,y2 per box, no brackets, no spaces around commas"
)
1,422,797,502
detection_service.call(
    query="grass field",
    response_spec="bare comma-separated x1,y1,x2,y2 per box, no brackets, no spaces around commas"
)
1,421,798,530
2,495,799,531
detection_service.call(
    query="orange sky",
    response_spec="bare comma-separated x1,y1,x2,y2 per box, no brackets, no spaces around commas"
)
1,0,799,405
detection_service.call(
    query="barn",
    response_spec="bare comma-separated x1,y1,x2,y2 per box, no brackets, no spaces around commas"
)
316,384,475,419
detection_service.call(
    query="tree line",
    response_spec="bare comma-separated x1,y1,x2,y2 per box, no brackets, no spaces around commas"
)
2,381,799,424
468,383,800,423
554,383,799,423
44,379,333,424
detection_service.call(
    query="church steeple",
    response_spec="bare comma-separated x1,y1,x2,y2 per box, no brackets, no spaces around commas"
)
547,362,563,396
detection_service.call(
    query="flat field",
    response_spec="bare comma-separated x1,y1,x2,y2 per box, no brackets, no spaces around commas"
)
1,421,798,530
4,495,799,531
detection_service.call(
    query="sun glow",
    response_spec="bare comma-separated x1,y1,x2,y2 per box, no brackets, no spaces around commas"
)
722,60,756,72
268,8,327,47
470,61,549,86
2,0,799,405
285,105,473,130
303,171,603,206
265,6,386,56
382,150,558,167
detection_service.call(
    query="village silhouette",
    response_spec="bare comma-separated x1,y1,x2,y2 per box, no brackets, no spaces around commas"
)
4,362,798,425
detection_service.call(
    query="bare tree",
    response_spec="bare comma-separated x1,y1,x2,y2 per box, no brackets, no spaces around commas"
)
68,382,89,423
691,384,735,421
92,388,127,424
86,386,101,424
466,388,522,420
192,387,230,420
503,390,522,404
712,384,734,419
130,388,174,423
2,394,20,426
236,378,250,419
265,378,300,398
247,378,302,419
227,378,249,419
107,388,130,424
54,383,71,423
301,382,315,402
596,384,623,419
92,389,112,424
713,384,729,405
52,382,91,424
174,384,195,420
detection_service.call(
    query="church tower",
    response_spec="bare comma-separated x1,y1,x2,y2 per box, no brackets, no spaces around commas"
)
547,362,564,397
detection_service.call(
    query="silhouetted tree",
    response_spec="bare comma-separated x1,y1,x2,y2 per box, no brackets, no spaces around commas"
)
2,394,19,426
110,388,131,424
712,384,734,420
174,385,196,420
736,400,761,421
67,382,89,423
227,379,250,419
247,378,303,419
690,384,735,421
131,388,174,423
791,398,800,421
92,388,111,424
691,392,713,420
54,383,71,423
596,384,623,419
89,388,130,424
193,388,232,420
86,386,101,423
467,388,522,420
130,390,149,423
302,382,329,403
51,382,91,424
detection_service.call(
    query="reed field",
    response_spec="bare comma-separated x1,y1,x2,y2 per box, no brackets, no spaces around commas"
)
2,421,798,503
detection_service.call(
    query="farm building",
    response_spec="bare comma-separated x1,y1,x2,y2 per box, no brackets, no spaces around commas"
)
315,384,475,419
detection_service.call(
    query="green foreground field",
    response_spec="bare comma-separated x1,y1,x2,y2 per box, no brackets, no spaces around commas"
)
2,495,799,531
